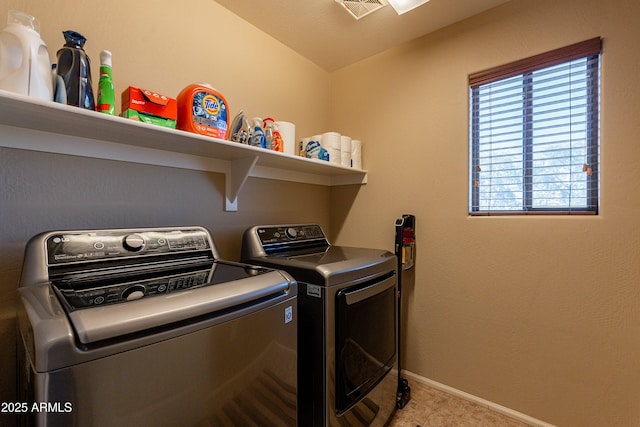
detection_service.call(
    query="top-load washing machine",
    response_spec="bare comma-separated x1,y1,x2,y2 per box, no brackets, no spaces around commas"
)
17,226,297,427
241,224,397,427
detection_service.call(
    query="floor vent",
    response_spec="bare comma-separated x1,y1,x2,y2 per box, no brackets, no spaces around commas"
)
335,0,388,20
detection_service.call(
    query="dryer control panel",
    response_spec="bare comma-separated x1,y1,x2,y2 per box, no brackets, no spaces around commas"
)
256,224,326,245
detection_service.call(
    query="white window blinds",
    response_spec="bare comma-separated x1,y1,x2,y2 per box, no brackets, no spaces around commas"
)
469,38,601,215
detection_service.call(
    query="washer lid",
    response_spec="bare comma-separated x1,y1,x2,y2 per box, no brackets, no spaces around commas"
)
63,262,292,344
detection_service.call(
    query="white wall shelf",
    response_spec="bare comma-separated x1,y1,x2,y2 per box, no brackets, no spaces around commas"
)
0,90,367,211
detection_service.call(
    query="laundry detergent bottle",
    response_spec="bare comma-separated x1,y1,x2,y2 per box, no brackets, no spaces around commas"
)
177,83,229,139
56,30,95,110
0,10,53,100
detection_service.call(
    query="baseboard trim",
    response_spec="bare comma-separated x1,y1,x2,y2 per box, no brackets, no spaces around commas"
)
400,371,556,427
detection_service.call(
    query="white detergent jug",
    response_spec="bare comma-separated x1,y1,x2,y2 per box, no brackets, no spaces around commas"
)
0,10,53,100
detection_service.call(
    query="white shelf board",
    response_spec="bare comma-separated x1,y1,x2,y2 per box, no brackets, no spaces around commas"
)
0,90,367,210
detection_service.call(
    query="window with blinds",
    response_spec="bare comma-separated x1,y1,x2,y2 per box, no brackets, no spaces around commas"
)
469,38,601,215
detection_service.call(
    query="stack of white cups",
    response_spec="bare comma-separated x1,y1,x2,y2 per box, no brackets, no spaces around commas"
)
321,132,341,165
340,135,352,167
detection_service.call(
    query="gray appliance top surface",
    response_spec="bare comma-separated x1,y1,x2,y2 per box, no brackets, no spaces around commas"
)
242,224,396,286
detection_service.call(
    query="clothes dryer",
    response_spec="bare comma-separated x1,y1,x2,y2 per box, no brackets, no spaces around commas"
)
242,224,397,427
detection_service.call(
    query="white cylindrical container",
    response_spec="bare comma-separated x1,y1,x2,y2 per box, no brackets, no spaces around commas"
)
351,139,362,169
327,147,340,165
305,135,329,161
321,132,341,149
276,121,296,156
322,132,341,165
340,135,352,167
0,10,53,100
305,135,322,157
341,151,351,167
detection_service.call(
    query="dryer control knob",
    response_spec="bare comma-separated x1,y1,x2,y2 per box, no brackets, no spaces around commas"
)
123,234,145,252
285,227,297,239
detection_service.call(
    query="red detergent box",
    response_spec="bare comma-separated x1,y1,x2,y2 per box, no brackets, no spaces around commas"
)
121,86,177,120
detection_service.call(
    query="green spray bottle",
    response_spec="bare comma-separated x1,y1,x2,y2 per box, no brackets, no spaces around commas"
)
97,50,115,114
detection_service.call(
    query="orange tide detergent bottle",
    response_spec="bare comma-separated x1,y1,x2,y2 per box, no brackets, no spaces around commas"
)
177,83,230,139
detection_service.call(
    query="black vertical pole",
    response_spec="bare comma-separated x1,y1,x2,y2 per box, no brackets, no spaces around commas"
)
395,214,414,409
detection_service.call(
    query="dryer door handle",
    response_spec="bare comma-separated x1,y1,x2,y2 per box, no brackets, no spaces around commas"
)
344,275,395,305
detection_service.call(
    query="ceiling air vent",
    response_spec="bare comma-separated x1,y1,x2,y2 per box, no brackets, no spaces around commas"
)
335,0,388,20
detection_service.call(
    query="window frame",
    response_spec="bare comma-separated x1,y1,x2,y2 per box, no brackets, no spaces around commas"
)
469,38,602,216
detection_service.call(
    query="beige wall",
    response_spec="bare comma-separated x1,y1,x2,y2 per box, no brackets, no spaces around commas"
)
0,0,331,136
0,1,333,426
2,0,640,426
331,0,640,426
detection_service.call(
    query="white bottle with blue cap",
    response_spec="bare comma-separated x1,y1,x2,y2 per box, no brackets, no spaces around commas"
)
0,10,53,100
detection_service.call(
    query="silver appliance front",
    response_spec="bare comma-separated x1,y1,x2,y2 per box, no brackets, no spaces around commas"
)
17,227,297,427
299,273,397,427
241,224,397,427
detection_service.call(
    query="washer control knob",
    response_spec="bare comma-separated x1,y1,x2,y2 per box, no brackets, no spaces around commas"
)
285,227,297,240
122,285,145,301
123,234,145,252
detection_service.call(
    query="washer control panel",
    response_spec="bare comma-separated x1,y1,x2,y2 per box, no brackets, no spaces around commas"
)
257,224,326,246
57,268,212,309
46,228,211,265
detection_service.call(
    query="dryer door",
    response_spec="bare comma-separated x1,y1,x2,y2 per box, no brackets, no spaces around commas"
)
335,273,397,413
